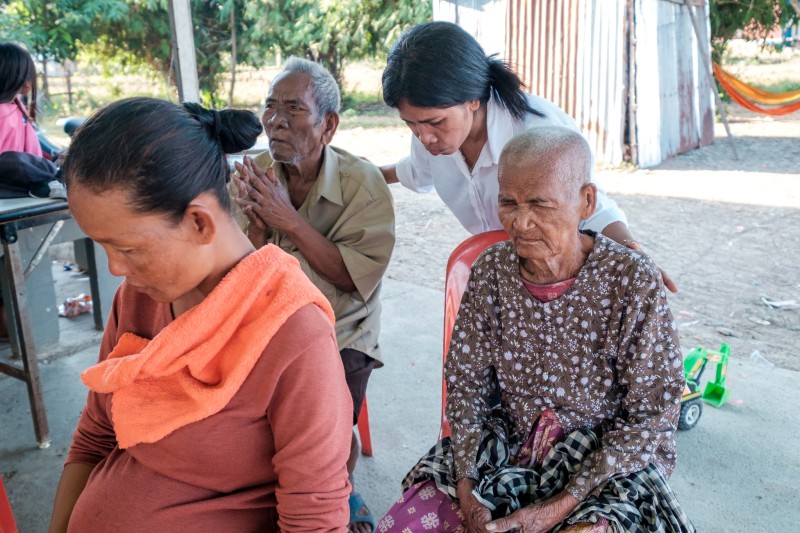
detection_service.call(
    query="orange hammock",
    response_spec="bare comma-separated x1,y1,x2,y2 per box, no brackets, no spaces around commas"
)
712,62,800,116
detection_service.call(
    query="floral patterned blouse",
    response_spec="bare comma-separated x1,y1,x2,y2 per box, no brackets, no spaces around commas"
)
444,235,684,501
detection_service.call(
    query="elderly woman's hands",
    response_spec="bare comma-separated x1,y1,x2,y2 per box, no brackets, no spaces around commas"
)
457,478,493,533
485,491,579,533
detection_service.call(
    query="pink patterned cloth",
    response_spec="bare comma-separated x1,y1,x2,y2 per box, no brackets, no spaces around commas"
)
377,410,609,532
520,276,576,302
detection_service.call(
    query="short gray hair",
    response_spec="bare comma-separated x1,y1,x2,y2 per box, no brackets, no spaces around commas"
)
282,57,341,120
499,126,592,190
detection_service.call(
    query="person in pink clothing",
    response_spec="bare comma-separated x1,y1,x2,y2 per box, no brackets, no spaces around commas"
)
0,42,42,157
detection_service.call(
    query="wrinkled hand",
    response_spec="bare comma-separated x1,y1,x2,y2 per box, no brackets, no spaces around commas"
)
486,492,578,533
232,161,268,247
626,241,678,293
234,156,299,234
457,479,492,533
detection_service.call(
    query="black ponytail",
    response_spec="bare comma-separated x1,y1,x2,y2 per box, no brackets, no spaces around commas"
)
383,22,543,121
486,58,544,120
63,97,262,220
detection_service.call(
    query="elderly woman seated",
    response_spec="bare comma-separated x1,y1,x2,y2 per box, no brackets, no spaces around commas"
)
378,126,694,533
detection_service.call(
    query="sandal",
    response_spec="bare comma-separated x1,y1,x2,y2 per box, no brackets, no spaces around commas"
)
348,491,375,532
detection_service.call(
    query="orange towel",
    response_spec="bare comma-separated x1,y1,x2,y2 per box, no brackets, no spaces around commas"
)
81,245,335,449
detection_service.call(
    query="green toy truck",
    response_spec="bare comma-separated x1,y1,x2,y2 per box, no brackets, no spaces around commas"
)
679,344,731,430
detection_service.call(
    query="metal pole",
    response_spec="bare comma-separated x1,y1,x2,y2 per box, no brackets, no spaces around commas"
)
23,220,63,280
167,0,200,103
684,0,741,160
626,0,639,166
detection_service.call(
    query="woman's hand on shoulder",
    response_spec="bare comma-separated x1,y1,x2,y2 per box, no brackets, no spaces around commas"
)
602,221,678,293
624,240,678,293
457,478,493,533
485,491,579,533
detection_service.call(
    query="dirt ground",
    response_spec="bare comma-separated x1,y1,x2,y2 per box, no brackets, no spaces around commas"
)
333,103,800,372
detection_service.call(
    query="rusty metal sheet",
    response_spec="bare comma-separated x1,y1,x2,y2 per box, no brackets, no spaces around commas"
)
506,0,627,165
634,0,715,167
437,0,715,167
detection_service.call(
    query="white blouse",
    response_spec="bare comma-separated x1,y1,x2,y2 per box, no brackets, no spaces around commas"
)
395,93,627,235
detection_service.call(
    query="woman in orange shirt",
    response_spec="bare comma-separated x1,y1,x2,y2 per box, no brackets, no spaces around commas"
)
49,97,354,532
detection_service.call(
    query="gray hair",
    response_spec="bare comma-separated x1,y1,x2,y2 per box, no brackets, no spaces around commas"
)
282,57,341,121
499,126,592,190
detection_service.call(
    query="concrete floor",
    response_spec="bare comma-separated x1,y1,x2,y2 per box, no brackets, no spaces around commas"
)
2,275,800,532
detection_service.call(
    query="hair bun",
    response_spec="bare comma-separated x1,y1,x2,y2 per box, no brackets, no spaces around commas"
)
182,102,262,154
210,109,222,138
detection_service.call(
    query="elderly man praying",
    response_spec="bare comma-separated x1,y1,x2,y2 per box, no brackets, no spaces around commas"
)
235,58,395,533
378,126,694,533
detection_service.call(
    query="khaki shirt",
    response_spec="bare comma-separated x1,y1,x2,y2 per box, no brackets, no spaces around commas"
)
250,145,395,364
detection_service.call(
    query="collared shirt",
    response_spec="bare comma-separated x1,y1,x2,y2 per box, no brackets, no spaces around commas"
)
395,93,626,235
253,145,395,363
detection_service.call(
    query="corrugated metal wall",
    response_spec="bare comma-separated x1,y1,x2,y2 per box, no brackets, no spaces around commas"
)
633,0,714,167
506,0,628,165
506,0,580,115
506,0,628,164
437,0,715,167
575,0,629,165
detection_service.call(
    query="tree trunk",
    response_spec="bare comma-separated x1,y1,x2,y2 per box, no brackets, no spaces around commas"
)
228,7,237,107
65,61,73,111
41,57,50,101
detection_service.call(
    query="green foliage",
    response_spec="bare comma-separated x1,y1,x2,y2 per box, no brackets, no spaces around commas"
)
710,0,798,61
340,89,390,114
245,0,432,86
1,0,433,103
88,0,266,105
0,0,128,62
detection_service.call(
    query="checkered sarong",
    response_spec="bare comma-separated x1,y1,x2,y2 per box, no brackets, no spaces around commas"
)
402,422,695,532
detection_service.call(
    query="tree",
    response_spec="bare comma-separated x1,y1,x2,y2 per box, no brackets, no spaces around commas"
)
2,0,432,104
710,0,798,60
245,0,432,87
0,0,128,102
87,0,244,105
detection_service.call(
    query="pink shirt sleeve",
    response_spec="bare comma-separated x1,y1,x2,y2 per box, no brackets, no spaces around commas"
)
65,291,122,466
269,313,352,532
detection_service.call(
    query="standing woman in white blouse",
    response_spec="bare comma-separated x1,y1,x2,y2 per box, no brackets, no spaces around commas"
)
379,21,676,292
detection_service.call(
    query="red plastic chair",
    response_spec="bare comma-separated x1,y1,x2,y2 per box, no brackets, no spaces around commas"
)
439,231,509,439
0,478,18,533
357,397,372,456
357,230,508,454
